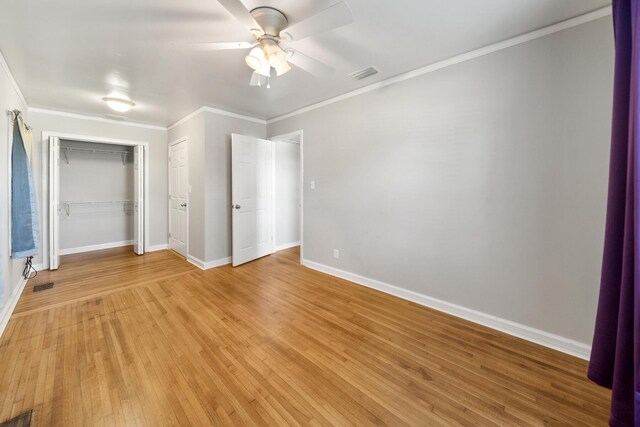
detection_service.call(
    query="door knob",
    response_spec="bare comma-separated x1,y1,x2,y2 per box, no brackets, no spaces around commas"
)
233,204,241,209
180,203,187,207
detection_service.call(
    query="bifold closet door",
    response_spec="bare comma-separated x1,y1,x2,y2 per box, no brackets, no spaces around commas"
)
48,136,60,270
133,145,144,255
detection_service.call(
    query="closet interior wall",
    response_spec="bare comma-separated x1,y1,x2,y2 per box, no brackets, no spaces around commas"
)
59,139,134,255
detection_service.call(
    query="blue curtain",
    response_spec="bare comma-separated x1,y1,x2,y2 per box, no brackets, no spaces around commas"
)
10,114,39,258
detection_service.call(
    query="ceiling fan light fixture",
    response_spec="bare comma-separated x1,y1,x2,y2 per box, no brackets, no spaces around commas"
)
198,2,352,86
274,60,291,76
102,96,135,112
268,49,286,67
256,59,271,77
245,46,265,71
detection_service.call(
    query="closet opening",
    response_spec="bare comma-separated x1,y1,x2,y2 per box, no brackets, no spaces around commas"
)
44,133,148,270
271,130,303,263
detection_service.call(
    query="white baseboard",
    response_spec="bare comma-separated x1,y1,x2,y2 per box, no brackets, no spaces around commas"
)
0,275,28,337
60,240,134,256
187,255,231,270
301,259,591,360
275,241,301,252
33,263,45,272
148,243,168,252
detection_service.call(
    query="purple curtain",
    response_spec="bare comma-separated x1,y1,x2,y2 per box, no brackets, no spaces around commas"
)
588,1,640,426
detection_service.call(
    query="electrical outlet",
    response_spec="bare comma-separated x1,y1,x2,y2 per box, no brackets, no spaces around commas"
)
310,180,316,190
334,249,340,259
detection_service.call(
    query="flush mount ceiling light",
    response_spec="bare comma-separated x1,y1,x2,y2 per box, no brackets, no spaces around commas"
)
102,96,135,112
186,2,353,86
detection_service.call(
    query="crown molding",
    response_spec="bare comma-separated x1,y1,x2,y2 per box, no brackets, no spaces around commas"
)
168,105,267,130
27,107,166,131
0,48,28,108
266,5,613,124
29,105,266,133
203,106,266,125
167,106,204,130
3,5,613,130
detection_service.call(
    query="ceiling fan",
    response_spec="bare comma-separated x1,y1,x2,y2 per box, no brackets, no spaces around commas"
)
193,0,353,87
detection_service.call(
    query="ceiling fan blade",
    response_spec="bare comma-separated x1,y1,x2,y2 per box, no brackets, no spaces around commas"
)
280,2,353,42
285,49,335,79
184,41,255,51
217,0,264,35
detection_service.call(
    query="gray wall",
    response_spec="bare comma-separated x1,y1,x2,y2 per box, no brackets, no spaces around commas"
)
168,110,266,263
59,140,134,251
0,60,28,314
274,140,300,247
29,111,168,267
268,17,614,345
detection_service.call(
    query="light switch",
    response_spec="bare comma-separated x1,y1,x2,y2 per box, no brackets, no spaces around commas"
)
189,185,192,193
310,180,316,190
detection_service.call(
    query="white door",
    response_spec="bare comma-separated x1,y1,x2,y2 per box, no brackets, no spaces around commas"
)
133,145,145,255
232,134,273,266
48,136,60,270
169,140,188,256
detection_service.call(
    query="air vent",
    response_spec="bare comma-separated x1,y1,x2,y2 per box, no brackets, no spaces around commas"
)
33,282,54,292
348,66,379,80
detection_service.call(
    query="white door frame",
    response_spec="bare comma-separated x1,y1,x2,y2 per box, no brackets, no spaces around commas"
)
270,130,303,262
168,137,189,257
41,131,150,269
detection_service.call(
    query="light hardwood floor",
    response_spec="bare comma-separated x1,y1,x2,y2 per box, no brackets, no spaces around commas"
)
0,247,610,426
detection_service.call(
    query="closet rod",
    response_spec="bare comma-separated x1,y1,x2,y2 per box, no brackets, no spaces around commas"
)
60,200,133,216
61,146,132,155
61,200,133,204
61,146,131,165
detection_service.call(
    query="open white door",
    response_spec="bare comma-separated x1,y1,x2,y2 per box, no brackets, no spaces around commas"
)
169,140,188,256
232,134,273,266
133,145,145,255
48,136,60,270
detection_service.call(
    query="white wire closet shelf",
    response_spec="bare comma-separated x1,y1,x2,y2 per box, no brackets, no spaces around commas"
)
60,146,132,165
60,200,133,216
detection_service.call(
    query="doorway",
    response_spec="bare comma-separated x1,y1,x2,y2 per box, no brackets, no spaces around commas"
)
44,132,149,270
272,132,302,259
168,138,188,257
231,130,303,267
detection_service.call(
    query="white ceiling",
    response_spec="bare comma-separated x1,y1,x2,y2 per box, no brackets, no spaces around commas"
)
0,0,610,126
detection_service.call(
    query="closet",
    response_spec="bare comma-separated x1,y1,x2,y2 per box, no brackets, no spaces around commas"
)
48,137,145,269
